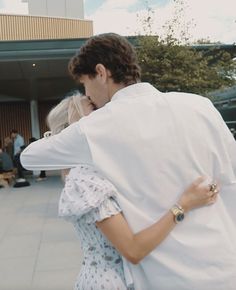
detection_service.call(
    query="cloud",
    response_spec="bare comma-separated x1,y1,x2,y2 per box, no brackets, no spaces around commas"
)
86,0,236,44
100,0,138,10
186,0,236,43
1,0,235,43
88,2,140,36
0,0,28,15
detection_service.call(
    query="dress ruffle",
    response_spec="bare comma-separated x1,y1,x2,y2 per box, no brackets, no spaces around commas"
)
83,196,122,224
58,165,121,222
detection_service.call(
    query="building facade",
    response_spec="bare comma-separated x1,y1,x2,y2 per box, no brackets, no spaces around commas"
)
21,0,84,19
0,0,92,143
0,14,92,41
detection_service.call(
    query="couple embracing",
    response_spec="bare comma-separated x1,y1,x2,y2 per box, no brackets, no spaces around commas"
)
21,33,236,290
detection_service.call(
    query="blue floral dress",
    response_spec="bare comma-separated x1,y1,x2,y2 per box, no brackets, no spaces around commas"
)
58,165,134,290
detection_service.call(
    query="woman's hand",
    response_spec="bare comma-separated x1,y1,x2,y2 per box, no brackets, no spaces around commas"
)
177,176,219,213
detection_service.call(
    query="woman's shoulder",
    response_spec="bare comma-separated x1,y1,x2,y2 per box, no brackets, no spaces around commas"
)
59,164,119,220
69,164,118,192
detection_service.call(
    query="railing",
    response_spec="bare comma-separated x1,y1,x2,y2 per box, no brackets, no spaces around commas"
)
226,121,236,124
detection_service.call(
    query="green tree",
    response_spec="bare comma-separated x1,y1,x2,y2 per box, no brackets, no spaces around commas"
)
136,0,236,96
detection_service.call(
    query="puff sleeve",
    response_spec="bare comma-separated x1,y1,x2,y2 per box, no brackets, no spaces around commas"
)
58,165,122,223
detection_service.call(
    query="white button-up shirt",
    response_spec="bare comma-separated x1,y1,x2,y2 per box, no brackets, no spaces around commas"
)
21,83,236,290
13,134,24,155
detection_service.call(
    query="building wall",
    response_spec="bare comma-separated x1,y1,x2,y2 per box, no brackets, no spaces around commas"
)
22,0,84,19
38,100,58,138
0,102,32,146
0,14,93,41
0,100,59,145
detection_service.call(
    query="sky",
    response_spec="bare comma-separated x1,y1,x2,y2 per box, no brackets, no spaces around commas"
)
0,0,235,44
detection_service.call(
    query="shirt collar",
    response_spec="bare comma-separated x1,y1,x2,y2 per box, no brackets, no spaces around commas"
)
111,82,159,102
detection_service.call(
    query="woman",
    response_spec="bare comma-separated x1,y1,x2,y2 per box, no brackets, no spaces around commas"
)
46,93,218,290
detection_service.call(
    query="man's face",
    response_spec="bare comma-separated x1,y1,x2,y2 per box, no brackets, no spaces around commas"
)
11,133,16,139
79,96,96,116
79,74,109,109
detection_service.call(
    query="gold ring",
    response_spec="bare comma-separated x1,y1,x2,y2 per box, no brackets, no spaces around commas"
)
209,183,217,192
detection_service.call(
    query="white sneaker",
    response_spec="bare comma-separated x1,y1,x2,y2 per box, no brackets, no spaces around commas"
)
16,178,26,182
36,177,47,182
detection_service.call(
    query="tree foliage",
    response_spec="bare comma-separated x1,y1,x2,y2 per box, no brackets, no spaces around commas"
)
136,0,236,96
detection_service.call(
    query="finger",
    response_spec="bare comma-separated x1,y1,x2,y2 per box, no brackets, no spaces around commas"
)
208,193,218,204
193,176,207,186
213,188,219,194
207,188,219,197
215,184,220,193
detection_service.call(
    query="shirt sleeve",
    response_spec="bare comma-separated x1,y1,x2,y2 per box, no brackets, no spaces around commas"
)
20,122,93,170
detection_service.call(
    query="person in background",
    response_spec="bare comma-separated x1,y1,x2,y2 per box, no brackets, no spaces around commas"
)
0,139,14,173
28,137,47,181
0,139,14,188
10,129,24,157
3,136,14,161
11,129,25,180
36,170,47,181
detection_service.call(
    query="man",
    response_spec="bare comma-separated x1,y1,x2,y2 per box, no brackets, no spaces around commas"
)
11,129,24,157
0,140,14,173
21,33,236,290
0,139,14,187
11,129,25,179
10,131,31,187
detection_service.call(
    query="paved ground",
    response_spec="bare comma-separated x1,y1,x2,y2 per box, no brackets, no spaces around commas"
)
0,174,83,290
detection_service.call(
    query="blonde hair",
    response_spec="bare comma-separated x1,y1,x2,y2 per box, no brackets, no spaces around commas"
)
47,91,83,135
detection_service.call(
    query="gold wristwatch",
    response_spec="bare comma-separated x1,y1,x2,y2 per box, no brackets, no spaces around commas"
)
170,204,185,223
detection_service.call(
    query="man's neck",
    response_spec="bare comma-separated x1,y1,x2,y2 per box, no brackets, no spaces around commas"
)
108,81,137,101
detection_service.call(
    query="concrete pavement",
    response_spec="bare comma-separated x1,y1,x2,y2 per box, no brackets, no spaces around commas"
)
0,175,83,290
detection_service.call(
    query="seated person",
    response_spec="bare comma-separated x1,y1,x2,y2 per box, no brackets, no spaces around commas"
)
0,140,14,187
13,145,30,187
0,140,14,173
13,145,27,179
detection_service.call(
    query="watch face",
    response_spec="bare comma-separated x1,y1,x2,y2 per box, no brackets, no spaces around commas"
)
176,213,184,222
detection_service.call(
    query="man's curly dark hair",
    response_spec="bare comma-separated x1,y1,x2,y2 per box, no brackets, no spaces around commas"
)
68,33,141,85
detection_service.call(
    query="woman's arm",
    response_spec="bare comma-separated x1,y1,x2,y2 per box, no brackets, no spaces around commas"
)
96,176,218,264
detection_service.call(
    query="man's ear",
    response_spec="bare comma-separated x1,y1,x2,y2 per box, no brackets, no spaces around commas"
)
95,64,110,83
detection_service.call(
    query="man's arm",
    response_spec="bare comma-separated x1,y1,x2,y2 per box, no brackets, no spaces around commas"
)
21,122,93,170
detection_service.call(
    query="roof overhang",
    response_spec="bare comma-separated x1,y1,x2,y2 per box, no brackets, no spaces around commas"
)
1,37,236,102
0,38,87,102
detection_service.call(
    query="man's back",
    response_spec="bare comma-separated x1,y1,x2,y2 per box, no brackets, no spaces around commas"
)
21,82,236,290
79,83,236,290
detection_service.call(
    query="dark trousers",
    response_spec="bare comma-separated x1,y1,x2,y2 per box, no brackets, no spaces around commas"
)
39,171,46,178
13,153,25,178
